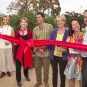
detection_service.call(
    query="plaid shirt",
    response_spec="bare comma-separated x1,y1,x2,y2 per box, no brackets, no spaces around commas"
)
33,23,53,57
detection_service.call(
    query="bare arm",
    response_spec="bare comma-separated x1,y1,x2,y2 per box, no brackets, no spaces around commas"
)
11,28,14,37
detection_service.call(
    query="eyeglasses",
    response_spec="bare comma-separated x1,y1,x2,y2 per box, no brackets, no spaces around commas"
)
56,20,64,22
84,16,87,18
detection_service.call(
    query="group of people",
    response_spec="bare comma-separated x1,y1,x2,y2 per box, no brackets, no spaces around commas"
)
0,10,87,87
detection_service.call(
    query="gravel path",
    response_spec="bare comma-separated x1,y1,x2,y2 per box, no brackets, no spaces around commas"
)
0,65,79,87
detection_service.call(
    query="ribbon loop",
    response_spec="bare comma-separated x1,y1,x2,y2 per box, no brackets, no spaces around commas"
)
16,37,34,69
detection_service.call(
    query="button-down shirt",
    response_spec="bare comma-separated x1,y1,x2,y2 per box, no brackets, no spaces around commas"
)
33,23,53,57
81,27,87,57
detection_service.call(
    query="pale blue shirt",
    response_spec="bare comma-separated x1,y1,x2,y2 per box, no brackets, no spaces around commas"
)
81,27,87,57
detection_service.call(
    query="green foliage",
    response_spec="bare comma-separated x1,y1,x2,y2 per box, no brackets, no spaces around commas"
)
9,14,20,30
64,14,72,27
63,11,84,27
45,16,57,29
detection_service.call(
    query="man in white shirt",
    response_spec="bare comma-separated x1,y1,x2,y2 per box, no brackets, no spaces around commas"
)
81,10,87,87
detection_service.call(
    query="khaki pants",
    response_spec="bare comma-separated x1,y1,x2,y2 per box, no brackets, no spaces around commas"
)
0,48,15,72
35,56,50,83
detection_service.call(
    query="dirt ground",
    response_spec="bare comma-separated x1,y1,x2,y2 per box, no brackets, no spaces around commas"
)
0,65,79,87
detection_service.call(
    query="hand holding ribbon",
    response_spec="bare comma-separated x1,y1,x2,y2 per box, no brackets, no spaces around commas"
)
1,34,87,69
39,46,46,53
0,34,34,69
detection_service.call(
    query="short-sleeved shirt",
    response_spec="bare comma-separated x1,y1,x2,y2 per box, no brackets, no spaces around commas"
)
33,23,53,57
81,27,87,57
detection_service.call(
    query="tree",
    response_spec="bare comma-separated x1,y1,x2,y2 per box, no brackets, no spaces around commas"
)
7,0,35,15
9,14,20,30
63,11,84,27
7,0,61,16
45,16,57,28
50,0,61,16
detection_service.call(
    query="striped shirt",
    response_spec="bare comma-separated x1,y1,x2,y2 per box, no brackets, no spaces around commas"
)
33,23,53,57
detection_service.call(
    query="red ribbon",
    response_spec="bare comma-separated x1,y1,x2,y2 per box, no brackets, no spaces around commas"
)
0,34,34,69
16,37,34,69
0,34,87,69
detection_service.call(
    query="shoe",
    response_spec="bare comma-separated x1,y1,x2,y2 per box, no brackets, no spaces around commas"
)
7,72,11,77
26,77,30,81
17,82,22,87
0,72,5,78
34,82,42,87
45,83,49,87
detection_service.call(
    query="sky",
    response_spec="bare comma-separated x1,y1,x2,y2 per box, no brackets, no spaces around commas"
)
0,0,13,14
0,0,87,15
59,0,87,14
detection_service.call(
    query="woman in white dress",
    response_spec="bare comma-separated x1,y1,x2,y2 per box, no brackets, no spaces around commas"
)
0,15,15,78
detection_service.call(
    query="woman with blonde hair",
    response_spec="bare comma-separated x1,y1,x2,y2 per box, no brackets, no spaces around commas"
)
49,15,69,87
0,15,15,78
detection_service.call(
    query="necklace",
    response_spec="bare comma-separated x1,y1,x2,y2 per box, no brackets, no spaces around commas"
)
57,29,65,34
73,33,83,44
